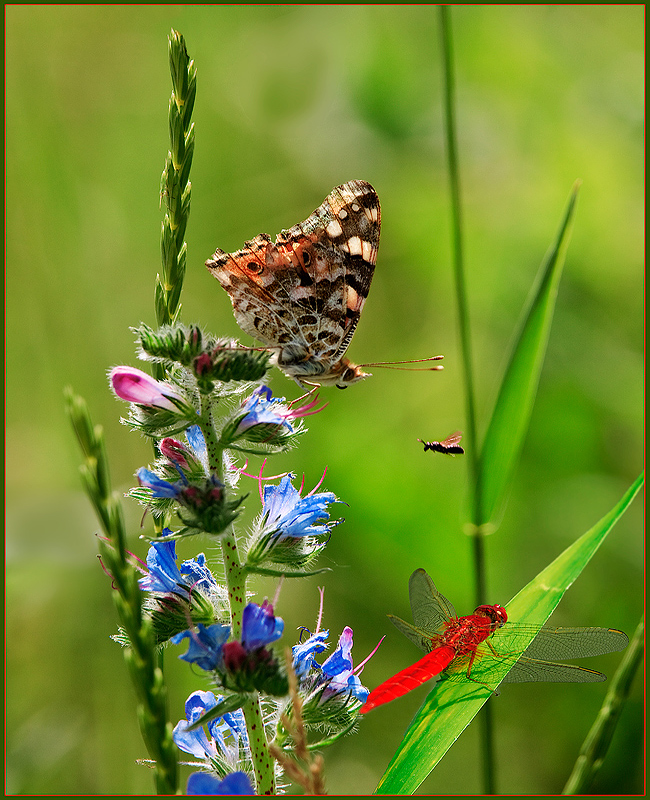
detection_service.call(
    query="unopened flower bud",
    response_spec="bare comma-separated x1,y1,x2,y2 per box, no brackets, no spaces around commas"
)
109,366,185,411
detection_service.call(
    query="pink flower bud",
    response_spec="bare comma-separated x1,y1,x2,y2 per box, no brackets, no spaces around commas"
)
109,366,183,411
159,438,191,469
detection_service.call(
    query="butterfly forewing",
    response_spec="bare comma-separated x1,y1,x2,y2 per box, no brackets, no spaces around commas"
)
206,180,380,386
278,180,379,359
409,568,457,634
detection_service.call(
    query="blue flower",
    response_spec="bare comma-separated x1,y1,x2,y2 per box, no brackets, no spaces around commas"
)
174,690,248,768
320,627,369,702
138,537,186,595
223,386,326,447
295,626,374,704
241,601,284,651
235,385,324,434
171,623,230,671
186,771,254,795
236,386,295,433
292,629,329,678
139,536,219,601
261,474,340,539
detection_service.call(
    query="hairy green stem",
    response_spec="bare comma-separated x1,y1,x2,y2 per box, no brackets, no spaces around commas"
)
202,396,275,794
243,695,276,795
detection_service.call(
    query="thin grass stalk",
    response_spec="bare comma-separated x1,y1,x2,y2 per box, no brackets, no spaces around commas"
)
150,30,197,538
439,6,495,793
438,5,479,494
562,614,644,795
156,29,195,336
64,388,178,794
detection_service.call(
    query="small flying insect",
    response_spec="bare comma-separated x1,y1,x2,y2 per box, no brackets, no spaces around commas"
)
418,432,464,455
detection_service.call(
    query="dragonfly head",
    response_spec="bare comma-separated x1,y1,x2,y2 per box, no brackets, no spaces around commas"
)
475,604,508,630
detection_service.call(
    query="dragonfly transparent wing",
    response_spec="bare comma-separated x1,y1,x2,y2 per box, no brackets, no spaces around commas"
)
514,626,629,661
501,657,606,683
388,615,436,653
498,625,628,683
409,568,457,633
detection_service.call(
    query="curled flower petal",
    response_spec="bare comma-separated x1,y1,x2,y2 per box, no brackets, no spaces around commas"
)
159,437,191,470
174,690,248,770
321,626,354,676
241,601,284,651
186,424,208,464
180,552,219,596
173,690,219,759
138,537,185,595
109,366,184,410
321,627,369,702
171,623,230,671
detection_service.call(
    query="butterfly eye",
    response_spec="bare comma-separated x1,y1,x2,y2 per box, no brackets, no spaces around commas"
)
302,250,312,268
246,261,263,274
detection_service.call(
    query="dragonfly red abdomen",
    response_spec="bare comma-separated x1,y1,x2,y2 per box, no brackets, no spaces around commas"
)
360,645,457,714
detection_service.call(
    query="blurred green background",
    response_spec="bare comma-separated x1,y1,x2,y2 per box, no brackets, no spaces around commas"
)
6,5,643,795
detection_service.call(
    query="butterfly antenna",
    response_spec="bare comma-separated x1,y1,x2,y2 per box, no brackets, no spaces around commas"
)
359,355,445,371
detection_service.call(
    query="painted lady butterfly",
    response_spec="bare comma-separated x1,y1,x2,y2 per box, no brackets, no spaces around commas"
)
206,180,380,389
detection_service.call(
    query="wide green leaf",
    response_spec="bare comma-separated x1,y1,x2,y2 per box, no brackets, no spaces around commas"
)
375,473,643,795
472,184,579,529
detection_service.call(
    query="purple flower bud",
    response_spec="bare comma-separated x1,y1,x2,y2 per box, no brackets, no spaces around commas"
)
222,640,248,672
109,366,184,411
194,352,213,376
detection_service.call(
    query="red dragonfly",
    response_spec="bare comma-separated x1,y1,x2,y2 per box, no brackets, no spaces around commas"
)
359,569,628,714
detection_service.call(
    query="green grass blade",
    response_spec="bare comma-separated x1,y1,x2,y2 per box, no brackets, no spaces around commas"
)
562,614,644,795
375,473,643,795
472,184,579,529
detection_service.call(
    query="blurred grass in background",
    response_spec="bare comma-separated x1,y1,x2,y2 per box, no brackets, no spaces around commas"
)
6,5,643,795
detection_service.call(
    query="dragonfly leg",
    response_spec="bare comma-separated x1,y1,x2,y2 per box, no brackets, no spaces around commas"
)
486,640,502,657
464,650,500,695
